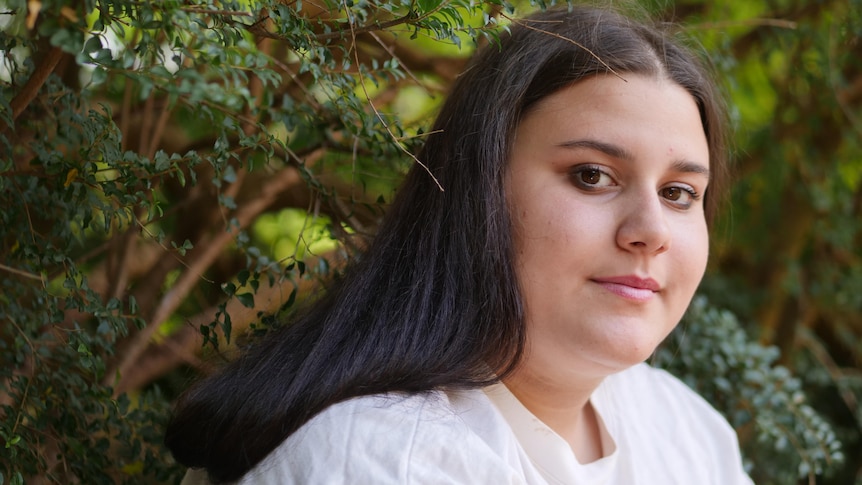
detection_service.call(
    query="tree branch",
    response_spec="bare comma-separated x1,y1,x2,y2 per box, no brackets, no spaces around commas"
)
105,153,323,393
9,46,64,122
113,262,331,393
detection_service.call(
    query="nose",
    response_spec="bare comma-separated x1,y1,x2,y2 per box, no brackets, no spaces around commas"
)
616,192,671,255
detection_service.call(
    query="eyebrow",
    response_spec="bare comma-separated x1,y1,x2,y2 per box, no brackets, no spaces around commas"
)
559,139,634,161
670,160,710,178
558,139,710,178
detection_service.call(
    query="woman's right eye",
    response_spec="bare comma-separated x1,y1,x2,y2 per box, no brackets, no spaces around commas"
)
571,166,615,189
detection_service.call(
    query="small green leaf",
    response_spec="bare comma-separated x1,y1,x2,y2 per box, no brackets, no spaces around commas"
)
237,269,250,286
5,435,21,448
283,287,297,311
221,310,233,344
83,35,102,55
236,292,255,308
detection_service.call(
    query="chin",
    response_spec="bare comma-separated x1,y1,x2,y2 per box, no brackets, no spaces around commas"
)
594,339,664,372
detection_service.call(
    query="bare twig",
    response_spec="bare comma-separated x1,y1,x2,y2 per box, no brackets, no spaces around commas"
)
138,91,155,156
0,319,37,425
265,50,324,113
343,1,444,191
501,13,625,81
179,8,255,17
313,14,420,41
688,18,798,30
367,30,426,90
0,262,45,283
119,80,134,152
797,326,860,426
145,99,174,160
118,30,142,152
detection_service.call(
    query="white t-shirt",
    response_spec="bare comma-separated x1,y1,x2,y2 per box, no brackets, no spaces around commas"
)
182,363,754,484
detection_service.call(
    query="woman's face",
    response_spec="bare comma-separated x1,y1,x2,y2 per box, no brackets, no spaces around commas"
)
506,74,710,379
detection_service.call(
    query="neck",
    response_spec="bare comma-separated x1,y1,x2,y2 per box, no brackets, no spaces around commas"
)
502,365,609,463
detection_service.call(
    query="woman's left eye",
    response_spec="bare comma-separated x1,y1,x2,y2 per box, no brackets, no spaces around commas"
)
660,186,700,208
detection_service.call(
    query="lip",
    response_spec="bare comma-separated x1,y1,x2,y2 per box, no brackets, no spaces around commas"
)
591,275,661,302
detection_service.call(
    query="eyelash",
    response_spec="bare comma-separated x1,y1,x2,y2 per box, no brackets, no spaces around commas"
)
569,165,702,209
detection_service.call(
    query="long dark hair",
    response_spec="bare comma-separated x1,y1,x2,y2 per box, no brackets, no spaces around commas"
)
165,5,729,483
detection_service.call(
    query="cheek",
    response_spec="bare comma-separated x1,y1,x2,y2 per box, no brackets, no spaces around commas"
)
514,201,585,257
675,221,710,289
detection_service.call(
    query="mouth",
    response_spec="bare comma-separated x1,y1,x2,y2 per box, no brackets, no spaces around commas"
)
591,275,660,302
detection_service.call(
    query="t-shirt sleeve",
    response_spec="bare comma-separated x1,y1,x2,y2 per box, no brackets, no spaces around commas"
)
179,468,208,485
236,392,525,484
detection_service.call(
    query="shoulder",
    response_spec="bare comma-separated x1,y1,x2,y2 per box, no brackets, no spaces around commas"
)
596,363,753,484
604,362,715,406
237,390,525,484
600,362,735,437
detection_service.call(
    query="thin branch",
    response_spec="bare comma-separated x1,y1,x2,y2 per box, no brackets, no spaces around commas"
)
5,319,36,437
118,30,141,152
179,8,254,17
145,99,173,160
367,30,426,91
502,13,625,81
830,10,862,137
798,326,860,427
313,13,419,41
688,18,798,30
344,2,444,191
266,50,324,113
133,217,212,282
245,3,447,43
138,91,155,156
177,95,260,127
0,318,38,426
106,216,142,302
114,260,331,393
836,75,862,105
0,262,45,283
120,79,134,152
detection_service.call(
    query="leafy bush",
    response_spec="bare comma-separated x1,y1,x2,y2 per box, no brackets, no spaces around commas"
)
655,297,844,484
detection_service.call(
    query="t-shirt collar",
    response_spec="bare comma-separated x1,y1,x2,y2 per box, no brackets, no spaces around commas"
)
483,382,619,484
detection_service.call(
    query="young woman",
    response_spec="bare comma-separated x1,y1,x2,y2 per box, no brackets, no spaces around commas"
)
167,5,753,484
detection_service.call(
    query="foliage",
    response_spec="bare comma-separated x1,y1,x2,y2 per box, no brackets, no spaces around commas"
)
655,298,844,485
0,0,503,482
680,1,862,482
0,0,859,483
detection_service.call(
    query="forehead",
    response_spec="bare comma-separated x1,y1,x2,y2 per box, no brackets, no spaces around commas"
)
509,74,709,172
